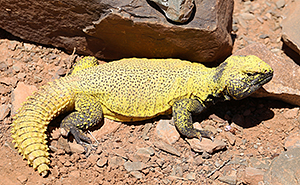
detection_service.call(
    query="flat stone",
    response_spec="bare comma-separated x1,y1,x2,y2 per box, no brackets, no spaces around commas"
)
56,67,67,76
193,155,204,165
142,123,152,140
203,125,218,135
7,41,18,51
155,119,180,144
124,161,145,172
11,82,38,115
17,73,26,79
239,13,255,20
92,118,121,140
0,104,10,121
186,138,227,154
284,130,300,150
136,147,155,156
243,167,265,185
68,141,85,154
96,156,108,167
233,43,300,106
87,154,99,164
95,145,103,155
109,156,125,169
218,175,237,185
16,175,28,184
281,1,300,55
171,164,183,177
134,147,155,162
0,0,233,62
264,147,300,185
57,155,67,164
23,43,34,51
0,62,8,71
185,172,196,180
130,171,144,179
153,140,181,157
276,0,286,9
225,131,236,146
135,147,154,162
209,114,226,123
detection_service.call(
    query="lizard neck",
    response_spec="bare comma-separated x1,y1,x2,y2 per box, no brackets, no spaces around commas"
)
191,62,231,105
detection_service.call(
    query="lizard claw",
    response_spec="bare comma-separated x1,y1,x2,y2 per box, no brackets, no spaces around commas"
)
198,129,215,142
69,127,92,146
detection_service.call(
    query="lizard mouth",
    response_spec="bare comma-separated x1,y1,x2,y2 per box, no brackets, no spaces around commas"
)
251,71,273,87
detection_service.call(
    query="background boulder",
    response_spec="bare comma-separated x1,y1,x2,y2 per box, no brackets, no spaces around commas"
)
0,0,233,62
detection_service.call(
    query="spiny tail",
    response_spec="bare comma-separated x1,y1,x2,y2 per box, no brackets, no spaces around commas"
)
11,76,75,177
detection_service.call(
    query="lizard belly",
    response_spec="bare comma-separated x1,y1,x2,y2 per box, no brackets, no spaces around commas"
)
101,103,172,122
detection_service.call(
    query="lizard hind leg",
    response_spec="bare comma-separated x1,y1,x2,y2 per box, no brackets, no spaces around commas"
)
60,93,103,148
172,99,214,141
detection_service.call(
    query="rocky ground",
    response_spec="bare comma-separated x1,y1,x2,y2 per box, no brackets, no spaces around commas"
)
1,0,300,184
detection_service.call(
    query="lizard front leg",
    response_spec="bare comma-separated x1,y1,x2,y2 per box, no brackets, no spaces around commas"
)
172,99,214,141
60,93,103,147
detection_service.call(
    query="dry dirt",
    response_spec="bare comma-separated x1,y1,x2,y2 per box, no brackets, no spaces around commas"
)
0,0,299,184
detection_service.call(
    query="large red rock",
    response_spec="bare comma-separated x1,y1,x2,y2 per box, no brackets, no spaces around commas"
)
264,148,300,185
281,0,300,55
0,0,233,62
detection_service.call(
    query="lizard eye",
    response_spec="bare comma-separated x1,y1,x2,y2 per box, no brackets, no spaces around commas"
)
246,72,258,76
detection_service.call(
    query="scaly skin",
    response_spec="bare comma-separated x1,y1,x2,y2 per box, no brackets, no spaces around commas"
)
11,55,273,176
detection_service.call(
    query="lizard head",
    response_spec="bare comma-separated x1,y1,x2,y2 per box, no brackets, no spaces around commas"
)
221,55,273,100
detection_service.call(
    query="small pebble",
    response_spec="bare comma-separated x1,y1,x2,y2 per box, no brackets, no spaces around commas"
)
232,26,239,32
257,17,264,24
130,171,144,179
16,175,28,184
240,13,255,20
17,73,26,79
186,172,196,180
276,0,285,9
259,34,269,39
124,161,145,172
218,175,237,185
97,157,108,167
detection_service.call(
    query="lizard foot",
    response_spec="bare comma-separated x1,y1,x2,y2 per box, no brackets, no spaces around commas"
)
197,129,214,142
69,127,92,152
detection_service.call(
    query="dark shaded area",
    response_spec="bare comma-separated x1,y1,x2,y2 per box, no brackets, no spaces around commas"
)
0,28,71,56
49,96,293,143
282,42,300,66
0,28,20,40
231,33,237,49
194,96,293,129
